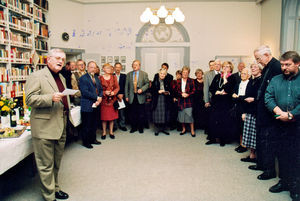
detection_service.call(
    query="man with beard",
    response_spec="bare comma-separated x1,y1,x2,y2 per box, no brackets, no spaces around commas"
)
265,51,300,201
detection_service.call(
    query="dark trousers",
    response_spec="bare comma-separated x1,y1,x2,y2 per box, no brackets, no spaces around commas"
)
256,125,276,173
274,122,300,193
81,109,98,145
129,94,145,130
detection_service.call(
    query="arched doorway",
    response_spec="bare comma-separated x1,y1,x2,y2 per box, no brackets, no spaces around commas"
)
136,22,190,80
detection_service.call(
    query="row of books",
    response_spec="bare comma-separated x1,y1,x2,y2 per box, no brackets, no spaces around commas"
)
35,39,47,50
34,22,47,37
38,55,46,64
0,66,8,81
10,32,32,48
0,48,8,58
9,14,32,32
11,47,31,63
10,65,32,80
33,7,46,23
0,81,25,97
0,28,8,43
8,0,32,16
34,0,48,11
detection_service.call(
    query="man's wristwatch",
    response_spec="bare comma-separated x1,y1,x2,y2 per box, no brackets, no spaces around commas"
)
288,112,293,120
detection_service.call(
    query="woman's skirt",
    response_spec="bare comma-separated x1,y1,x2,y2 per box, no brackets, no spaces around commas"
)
242,113,256,149
152,95,169,124
177,107,194,123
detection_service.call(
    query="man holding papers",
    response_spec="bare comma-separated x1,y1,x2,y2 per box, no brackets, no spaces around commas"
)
25,49,70,201
79,61,103,149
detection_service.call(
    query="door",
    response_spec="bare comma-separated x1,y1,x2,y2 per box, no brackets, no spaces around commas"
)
140,47,184,80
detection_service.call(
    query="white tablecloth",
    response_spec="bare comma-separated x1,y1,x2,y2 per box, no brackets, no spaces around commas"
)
0,130,33,175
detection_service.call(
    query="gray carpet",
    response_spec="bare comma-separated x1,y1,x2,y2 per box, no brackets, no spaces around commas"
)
2,128,291,201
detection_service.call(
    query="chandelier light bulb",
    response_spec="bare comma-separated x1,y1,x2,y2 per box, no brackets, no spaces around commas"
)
157,5,168,18
175,13,185,22
165,15,174,24
140,8,153,23
150,15,159,25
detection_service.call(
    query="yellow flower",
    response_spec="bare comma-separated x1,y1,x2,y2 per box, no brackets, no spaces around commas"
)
0,101,4,106
2,106,10,112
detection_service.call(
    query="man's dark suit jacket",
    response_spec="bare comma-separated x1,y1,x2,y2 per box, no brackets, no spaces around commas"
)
153,73,173,85
257,57,282,126
117,73,126,95
79,73,103,112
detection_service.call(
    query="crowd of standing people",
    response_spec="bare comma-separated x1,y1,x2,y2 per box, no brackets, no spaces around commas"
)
25,45,300,201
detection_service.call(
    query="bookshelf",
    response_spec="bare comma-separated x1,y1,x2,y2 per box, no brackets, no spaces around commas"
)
0,0,49,98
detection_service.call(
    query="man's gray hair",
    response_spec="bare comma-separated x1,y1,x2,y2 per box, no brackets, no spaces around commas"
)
254,45,272,56
48,48,65,57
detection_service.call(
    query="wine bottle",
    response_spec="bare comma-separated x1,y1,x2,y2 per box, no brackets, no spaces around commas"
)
10,109,17,127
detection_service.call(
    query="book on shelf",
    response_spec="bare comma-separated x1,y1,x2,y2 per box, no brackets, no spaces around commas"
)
35,39,47,50
34,21,48,37
0,82,9,95
34,0,48,11
0,48,8,58
10,32,32,47
0,10,5,21
0,28,8,43
9,14,33,32
0,66,8,81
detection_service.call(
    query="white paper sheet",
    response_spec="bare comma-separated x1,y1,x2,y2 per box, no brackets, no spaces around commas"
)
118,99,126,109
62,89,79,96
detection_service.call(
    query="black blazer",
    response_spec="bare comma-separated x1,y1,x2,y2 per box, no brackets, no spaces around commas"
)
256,57,282,126
153,73,173,85
150,75,172,111
117,73,126,95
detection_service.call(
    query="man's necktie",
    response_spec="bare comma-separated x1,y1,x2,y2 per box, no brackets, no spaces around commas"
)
133,72,137,93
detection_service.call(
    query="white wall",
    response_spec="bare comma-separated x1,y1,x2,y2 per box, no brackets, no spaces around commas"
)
260,0,282,58
49,1,261,77
49,0,85,50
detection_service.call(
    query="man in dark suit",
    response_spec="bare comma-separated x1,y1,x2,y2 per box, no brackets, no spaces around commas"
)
125,59,149,133
25,49,70,201
79,61,103,149
114,62,127,131
248,45,282,180
231,62,245,86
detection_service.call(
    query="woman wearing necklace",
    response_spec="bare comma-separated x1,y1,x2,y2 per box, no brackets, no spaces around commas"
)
207,61,235,146
192,69,206,130
175,66,196,137
99,63,120,139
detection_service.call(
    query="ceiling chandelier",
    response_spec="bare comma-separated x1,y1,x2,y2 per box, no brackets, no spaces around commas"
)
140,6,185,25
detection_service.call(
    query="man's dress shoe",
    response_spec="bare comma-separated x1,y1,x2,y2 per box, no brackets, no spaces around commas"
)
130,128,137,133
236,146,248,153
91,140,101,145
269,180,289,193
83,144,93,149
55,190,69,200
139,128,144,133
248,165,263,171
205,140,216,145
119,127,127,131
257,172,276,180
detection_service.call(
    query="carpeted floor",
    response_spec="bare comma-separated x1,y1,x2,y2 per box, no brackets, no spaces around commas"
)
1,128,291,201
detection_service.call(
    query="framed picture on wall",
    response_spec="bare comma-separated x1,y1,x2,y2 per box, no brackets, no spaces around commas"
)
121,56,126,63
121,65,126,72
101,56,106,64
107,56,113,63
114,56,119,63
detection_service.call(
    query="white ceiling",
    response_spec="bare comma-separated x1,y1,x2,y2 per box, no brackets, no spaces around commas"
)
68,0,258,4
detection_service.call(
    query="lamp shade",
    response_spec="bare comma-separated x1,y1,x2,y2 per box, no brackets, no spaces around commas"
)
150,15,159,25
165,15,174,24
157,5,168,18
